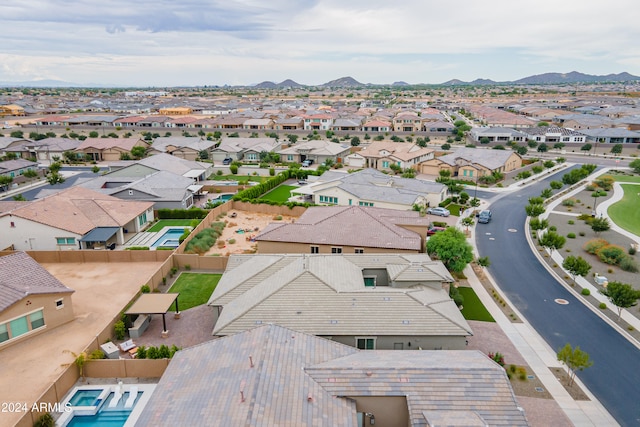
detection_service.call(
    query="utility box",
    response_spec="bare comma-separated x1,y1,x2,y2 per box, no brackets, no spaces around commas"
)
100,342,120,359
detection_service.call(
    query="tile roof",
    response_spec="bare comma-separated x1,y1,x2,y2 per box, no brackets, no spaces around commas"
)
277,140,351,156
255,206,429,250
75,137,143,151
434,148,520,171
0,251,74,312
359,141,434,161
137,325,528,427
1,186,153,235
208,254,468,338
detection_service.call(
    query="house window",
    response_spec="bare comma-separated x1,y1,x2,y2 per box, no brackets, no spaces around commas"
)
138,212,147,226
358,201,373,207
469,170,473,177
382,161,389,168
356,337,375,350
363,276,375,286
56,237,75,245
331,247,342,254
128,189,134,195
246,153,258,161
310,246,319,254
55,299,64,310
287,155,293,161
0,324,8,343
10,222,15,228
355,248,364,254
29,310,45,329
319,195,338,205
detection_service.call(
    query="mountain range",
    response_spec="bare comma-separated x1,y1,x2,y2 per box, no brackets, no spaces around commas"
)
2,72,640,88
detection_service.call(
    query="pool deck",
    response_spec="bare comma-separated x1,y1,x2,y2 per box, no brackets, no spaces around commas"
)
56,382,156,427
123,226,191,250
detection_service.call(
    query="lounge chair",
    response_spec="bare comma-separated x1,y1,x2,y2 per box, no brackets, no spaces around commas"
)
124,386,138,409
109,385,123,408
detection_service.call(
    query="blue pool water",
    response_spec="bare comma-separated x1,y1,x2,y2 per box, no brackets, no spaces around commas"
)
216,194,233,201
69,389,101,407
66,392,136,427
150,228,186,248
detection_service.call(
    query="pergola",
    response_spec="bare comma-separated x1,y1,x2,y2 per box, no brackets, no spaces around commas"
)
125,293,180,336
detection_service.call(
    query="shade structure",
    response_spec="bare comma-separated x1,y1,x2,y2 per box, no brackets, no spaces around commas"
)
79,226,120,242
125,293,180,334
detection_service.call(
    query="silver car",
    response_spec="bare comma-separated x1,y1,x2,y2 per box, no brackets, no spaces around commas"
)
426,207,450,217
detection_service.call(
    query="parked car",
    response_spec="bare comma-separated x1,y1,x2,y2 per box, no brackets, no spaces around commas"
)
222,158,232,165
301,159,314,167
426,207,450,217
427,226,447,236
297,180,307,185
478,210,492,224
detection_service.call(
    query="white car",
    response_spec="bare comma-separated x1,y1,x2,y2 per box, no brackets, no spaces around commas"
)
427,207,450,217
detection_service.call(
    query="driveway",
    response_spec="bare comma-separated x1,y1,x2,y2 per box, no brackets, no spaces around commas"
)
476,165,640,426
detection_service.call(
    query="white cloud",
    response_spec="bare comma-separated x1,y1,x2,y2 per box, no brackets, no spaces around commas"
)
1,0,639,85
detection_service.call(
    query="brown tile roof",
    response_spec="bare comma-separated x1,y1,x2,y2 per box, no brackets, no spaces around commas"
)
2,187,153,235
0,251,74,311
75,137,143,151
136,325,528,427
256,206,429,250
359,141,434,161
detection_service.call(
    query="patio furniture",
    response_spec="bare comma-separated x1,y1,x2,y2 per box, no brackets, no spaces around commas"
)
124,386,139,409
120,339,138,357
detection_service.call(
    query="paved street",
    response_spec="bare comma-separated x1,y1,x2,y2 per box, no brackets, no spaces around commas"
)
476,166,640,426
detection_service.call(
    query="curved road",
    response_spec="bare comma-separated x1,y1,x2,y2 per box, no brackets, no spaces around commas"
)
477,167,640,426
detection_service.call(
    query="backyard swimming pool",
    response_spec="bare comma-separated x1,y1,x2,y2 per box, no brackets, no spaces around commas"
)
150,227,188,248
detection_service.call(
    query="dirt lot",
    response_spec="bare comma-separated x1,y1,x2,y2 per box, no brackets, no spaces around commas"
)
0,261,162,427
204,209,297,255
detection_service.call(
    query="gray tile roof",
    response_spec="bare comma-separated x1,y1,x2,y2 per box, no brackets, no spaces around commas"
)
256,206,430,250
0,251,74,312
208,254,469,338
136,153,209,176
80,170,194,202
136,325,528,427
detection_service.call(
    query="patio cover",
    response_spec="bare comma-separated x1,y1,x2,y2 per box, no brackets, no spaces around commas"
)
183,169,206,179
187,184,204,193
125,293,180,333
79,226,120,242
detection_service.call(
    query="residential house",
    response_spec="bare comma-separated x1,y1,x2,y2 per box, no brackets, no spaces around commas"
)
521,127,587,143
393,112,422,132
344,151,366,168
361,119,392,132
332,118,362,131
579,128,640,144
0,159,38,179
66,115,121,127
79,170,197,209
75,137,148,162
0,186,154,251
277,140,351,165
470,127,528,143
291,169,447,210
0,104,26,117
136,324,528,427
358,141,434,171
420,147,522,178
274,117,304,130
113,116,145,128
212,116,247,129
303,114,335,131
208,254,471,350
9,138,82,163
0,137,31,158
167,116,199,128
137,116,171,128
159,107,193,115
211,137,280,163
423,120,455,133
109,153,212,182
0,251,75,349
554,114,613,130
147,136,217,161
256,206,433,254
243,118,275,130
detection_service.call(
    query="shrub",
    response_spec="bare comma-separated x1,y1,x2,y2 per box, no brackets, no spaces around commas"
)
562,199,575,207
89,349,106,360
596,244,626,265
532,165,543,174
599,302,607,309
629,246,637,255
184,264,191,270
581,288,591,296
517,367,528,381
125,246,150,250
140,284,151,293
34,413,55,427
269,167,275,176
228,238,236,244
579,231,585,237
567,233,576,239
157,208,208,219
488,352,505,367
584,239,609,254
549,225,557,232
619,256,639,272
568,220,574,225
135,346,147,359
114,320,126,340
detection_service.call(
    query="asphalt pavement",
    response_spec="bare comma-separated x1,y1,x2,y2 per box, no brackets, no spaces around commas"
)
476,166,640,426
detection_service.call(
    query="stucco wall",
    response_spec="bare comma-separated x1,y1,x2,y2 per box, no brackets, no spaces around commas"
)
0,216,81,251
256,241,420,254
350,396,409,427
329,335,466,350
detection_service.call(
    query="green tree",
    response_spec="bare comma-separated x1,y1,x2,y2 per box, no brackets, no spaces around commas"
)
610,143,623,154
479,137,490,144
550,180,563,190
539,230,566,254
629,158,640,174
553,142,565,150
131,145,146,159
516,146,528,156
10,130,24,138
89,131,99,138
63,350,88,380
198,150,209,160
287,134,298,144
581,143,592,152
537,143,549,153
537,121,550,127
441,143,451,150
562,256,591,284
540,188,553,199
525,204,545,217
461,216,474,232
529,217,549,230
12,194,26,201
350,136,361,146
601,281,640,321
477,256,491,268
557,343,593,387
229,164,239,174
591,189,607,211
591,217,610,235
426,227,474,273
0,175,13,191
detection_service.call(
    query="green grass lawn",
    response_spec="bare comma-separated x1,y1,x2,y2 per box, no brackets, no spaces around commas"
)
445,203,464,216
167,273,221,311
209,174,269,182
608,183,640,236
610,173,640,183
458,287,495,322
260,185,297,202
147,220,198,232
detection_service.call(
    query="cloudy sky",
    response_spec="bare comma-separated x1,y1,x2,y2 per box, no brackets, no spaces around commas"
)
1,0,639,87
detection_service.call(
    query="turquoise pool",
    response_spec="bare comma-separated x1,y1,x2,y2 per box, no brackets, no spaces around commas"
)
150,228,186,248
69,389,101,407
